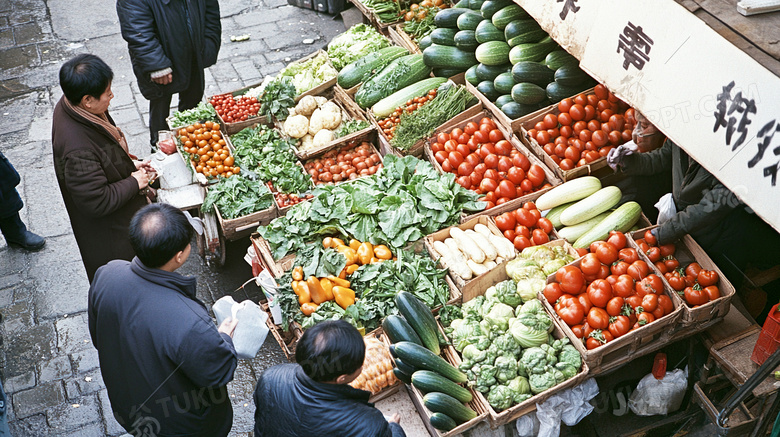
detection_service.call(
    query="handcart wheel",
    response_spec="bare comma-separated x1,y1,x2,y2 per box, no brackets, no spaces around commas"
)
196,230,206,258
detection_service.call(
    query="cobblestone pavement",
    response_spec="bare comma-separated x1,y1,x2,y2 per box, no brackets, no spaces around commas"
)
0,0,346,435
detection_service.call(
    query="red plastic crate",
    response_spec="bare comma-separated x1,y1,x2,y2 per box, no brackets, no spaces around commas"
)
751,303,780,365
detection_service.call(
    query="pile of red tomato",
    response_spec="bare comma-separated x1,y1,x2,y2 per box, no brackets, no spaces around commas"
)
493,202,554,251
209,93,260,123
265,181,314,208
634,230,722,306
544,231,675,350
430,117,551,209
527,85,636,171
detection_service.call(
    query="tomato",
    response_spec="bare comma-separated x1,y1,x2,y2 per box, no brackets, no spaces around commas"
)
627,260,651,281
483,153,498,169
570,104,585,121
704,285,721,301
456,176,471,188
473,163,487,175
528,208,541,222
494,212,516,232
524,202,537,210
626,294,642,311
537,218,553,234
515,225,531,239
646,247,661,263
465,153,480,168
618,248,639,264
489,129,504,143
497,180,516,199
559,98,574,113
434,150,448,164
527,165,546,187
685,262,702,278
542,113,558,130
659,244,676,258
480,117,496,129
464,121,479,135
610,260,628,276
613,274,635,298
586,334,607,350
652,305,666,319
593,243,617,265
543,282,564,304
457,161,474,177
668,275,686,291
587,279,613,308
451,127,464,139
606,296,626,317
515,208,537,228
658,294,674,315
571,324,585,339
608,315,631,338
441,159,453,172
664,258,680,270
577,293,593,314
495,140,513,156
512,153,531,171
448,151,464,167
640,293,658,312
455,143,470,158
502,229,516,241
513,235,532,251
644,229,657,246
479,178,497,193
637,241,650,254
638,274,663,296
496,196,511,205
684,286,708,306
580,253,602,276
635,312,655,328
532,228,550,245
586,307,609,330
505,166,525,185
557,298,585,326
556,265,585,294
697,269,719,287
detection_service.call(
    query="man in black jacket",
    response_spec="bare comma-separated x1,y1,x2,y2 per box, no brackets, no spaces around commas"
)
116,0,221,148
0,152,45,251
254,320,406,437
89,203,238,436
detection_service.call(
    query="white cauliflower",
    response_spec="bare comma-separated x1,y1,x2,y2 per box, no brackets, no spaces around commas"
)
283,114,309,139
317,102,342,130
288,107,297,117
300,134,314,151
314,96,328,107
295,95,318,117
313,129,335,148
308,108,324,135
322,101,340,114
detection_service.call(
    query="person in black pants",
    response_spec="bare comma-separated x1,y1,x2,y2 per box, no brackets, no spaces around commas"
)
0,152,45,251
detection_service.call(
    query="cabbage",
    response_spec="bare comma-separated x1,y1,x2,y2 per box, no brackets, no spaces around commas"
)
486,303,515,331
516,278,546,302
531,246,555,264
542,258,568,276
509,317,549,348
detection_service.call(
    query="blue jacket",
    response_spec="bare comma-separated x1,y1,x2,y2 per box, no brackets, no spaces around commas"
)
89,258,237,436
254,364,406,437
0,152,23,218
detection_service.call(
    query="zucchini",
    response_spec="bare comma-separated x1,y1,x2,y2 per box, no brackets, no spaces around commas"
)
546,81,588,103
393,367,413,384
545,201,576,229
465,64,481,85
394,358,417,375
423,392,477,423
355,54,431,109
492,4,529,29
395,291,440,354
435,8,470,28
392,341,468,383
495,94,514,107
372,77,447,117
433,67,467,78
412,370,473,403
535,176,602,210
501,101,545,119
544,50,579,70
573,201,642,249
509,36,558,64
419,35,433,51
554,64,591,87
457,11,484,31
430,413,458,432
557,211,611,243
477,80,501,101
423,44,478,70
474,20,504,43
475,62,511,81
337,46,409,89
454,30,479,51
493,72,515,95
505,20,546,47
476,41,510,66
480,0,513,19
431,28,459,47
382,314,424,345
512,61,555,87
560,186,623,226
511,82,547,105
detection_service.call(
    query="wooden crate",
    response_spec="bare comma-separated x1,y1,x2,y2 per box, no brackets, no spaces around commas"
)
388,24,421,54
354,328,405,403
539,256,684,375
271,162,315,217
347,0,401,35
287,50,339,103
628,226,735,328
210,81,270,136
421,109,562,220
301,129,383,187
215,200,277,241
251,233,296,278
441,264,589,428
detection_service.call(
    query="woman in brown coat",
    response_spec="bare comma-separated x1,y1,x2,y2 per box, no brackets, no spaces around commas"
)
52,54,153,282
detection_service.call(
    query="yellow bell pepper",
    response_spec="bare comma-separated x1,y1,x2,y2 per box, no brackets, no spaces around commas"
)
292,266,303,281
293,281,311,304
346,264,359,274
319,278,335,301
327,275,351,288
331,237,346,248
301,302,318,316
307,276,330,304
337,246,358,266
333,286,356,309
349,239,361,250
373,244,393,260
357,242,374,265
322,237,333,249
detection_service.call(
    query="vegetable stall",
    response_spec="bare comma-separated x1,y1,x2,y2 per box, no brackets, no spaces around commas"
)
156,2,780,435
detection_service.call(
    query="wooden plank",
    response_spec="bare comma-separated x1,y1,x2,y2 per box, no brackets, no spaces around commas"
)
694,0,780,59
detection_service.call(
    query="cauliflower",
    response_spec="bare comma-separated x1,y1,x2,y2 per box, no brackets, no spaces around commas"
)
321,101,340,114
313,96,328,107
283,114,309,139
312,129,334,148
299,134,314,151
319,104,342,130
308,108,324,135
295,95,318,116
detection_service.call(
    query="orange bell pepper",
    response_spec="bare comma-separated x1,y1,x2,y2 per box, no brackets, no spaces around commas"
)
357,242,374,265
333,286,356,309
319,278,335,301
346,264,359,274
338,246,358,266
327,275,351,288
292,266,303,281
301,302,318,316
293,281,311,304
349,239,361,250
307,276,329,304
373,244,393,260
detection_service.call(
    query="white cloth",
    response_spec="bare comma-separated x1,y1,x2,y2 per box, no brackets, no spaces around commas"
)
655,193,677,225
607,140,639,171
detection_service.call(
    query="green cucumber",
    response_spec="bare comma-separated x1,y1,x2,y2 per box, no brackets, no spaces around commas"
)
433,67,467,78
554,64,591,87
395,291,440,354
393,367,413,384
382,314,423,345
337,46,409,89
454,30,479,51
545,201,576,229
475,62,511,81
395,358,417,375
512,61,555,87
477,80,501,101
435,8,470,28
560,186,623,226
355,54,431,109
392,342,467,383
544,50,579,70
493,72,515,95
480,0,514,19
573,201,642,249
423,392,477,423
495,94,514,107
430,28,459,46
492,4,529,29
412,370,473,403
465,64,481,85
505,19,546,46
474,20,504,43
501,100,548,119
430,413,458,431
422,44,478,70
457,11,484,31
476,41,510,66
509,36,558,64
546,81,588,103
419,35,433,51
511,82,547,105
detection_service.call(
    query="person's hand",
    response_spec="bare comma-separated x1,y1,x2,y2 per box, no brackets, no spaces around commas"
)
387,413,401,424
131,168,150,190
218,317,239,338
152,73,173,85
607,141,638,171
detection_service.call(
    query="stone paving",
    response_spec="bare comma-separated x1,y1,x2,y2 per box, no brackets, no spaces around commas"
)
0,0,346,435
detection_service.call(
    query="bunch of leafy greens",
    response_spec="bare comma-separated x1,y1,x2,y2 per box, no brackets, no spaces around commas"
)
169,102,217,127
362,0,402,23
257,154,486,259
277,52,337,95
334,120,369,138
327,24,391,70
201,175,274,219
231,126,311,194
260,77,297,121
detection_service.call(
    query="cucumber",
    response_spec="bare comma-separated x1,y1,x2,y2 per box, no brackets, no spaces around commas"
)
431,28,459,46
495,94,514,107
419,35,433,51
430,413,458,432
393,367,413,384
492,4,529,29
355,54,431,109
554,64,591,87
505,19,546,47
475,20,504,43
545,201,576,229
435,8,470,28
373,77,447,118
476,41,510,66
453,0,470,8
557,211,611,243
573,201,642,249
412,370,473,403
501,100,548,119
392,341,468,383
546,81,588,103
454,30,479,51
512,61,555,87
560,186,623,226
511,82,547,105
395,291,440,354
493,72,515,95
394,358,417,375
477,80,501,101
476,62,511,81
535,176,602,210
382,314,424,345
423,44,478,70
465,64,481,85
544,50,579,70
433,67,467,78
509,36,558,64
480,0,514,19
468,0,485,9
423,392,477,423
457,11,484,31
337,46,409,89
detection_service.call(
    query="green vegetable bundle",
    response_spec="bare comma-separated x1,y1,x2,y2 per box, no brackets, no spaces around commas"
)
201,175,274,220
260,77,297,121
231,126,311,195
327,24,392,70
169,102,217,128
362,0,403,23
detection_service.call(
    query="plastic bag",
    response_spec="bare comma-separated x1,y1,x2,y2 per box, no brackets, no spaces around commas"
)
607,140,638,171
628,367,687,416
516,378,599,437
515,411,539,437
655,193,677,225
213,296,269,360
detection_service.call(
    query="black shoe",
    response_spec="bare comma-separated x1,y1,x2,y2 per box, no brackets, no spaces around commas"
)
6,230,45,251
0,213,46,251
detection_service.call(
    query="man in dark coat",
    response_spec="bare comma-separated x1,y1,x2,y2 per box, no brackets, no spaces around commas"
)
254,320,406,437
89,203,238,437
52,54,151,282
0,152,45,250
116,0,222,148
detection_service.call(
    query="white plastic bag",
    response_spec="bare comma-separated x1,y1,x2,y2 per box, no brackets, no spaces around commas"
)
517,378,599,437
213,296,269,360
607,140,638,170
628,367,687,416
515,411,539,437
655,193,677,225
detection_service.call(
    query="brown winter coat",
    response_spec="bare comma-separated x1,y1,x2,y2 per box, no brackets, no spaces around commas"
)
52,97,148,282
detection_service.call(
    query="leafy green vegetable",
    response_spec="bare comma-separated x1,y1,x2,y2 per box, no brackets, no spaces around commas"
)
400,8,438,41
277,52,337,95
201,175,274,219
334,120,369,138
261,77,297,121
327,24,391,70
487,384,515,410
362,0,402,23
169,102,217,127
231,126,311,195
293,245,346,279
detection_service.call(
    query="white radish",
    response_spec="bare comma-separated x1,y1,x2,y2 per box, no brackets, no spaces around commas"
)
432,240,472,280
449,227,486,263
465,229,497,261
467,259,488,276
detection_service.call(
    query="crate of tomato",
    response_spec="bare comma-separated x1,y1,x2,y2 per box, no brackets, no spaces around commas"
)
209,84,266,136
629,227,734,328
540,231,683,375
301,129,383,186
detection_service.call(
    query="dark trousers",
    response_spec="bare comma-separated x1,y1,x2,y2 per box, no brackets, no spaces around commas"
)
148,62,205,147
